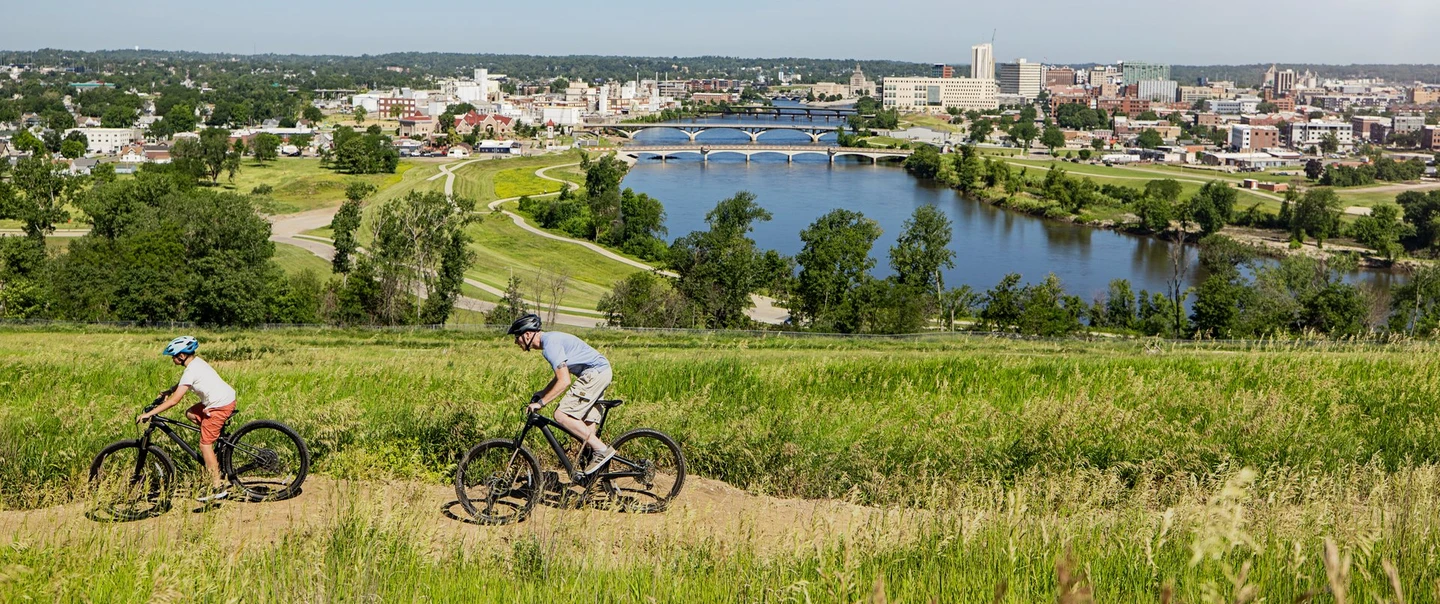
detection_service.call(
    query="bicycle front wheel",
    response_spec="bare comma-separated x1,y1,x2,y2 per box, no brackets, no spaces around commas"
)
224,420,310,502
605,429,686,513
455,439,541,525
88,440,176,521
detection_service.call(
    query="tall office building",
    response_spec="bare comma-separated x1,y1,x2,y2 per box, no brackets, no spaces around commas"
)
1121,61,1170,86
933,64,954,78
971,43,994,81
997,59,1044,99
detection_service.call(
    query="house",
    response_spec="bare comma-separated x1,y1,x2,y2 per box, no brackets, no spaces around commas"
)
67,157,99,175
447,143,472,158
144,145,171,164
118,144,147,163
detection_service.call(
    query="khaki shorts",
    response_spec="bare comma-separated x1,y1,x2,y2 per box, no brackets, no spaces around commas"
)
557,367,612,424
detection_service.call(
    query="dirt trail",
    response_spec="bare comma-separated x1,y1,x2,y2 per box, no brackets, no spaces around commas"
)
0,476,921,557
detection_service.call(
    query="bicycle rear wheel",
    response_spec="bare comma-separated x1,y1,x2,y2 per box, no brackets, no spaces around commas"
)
223,420,310,502
455,439,542,525
604,429,686,513
88,440,176,521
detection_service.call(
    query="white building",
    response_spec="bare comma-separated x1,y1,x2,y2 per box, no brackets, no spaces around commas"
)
882,76,999,112
1136,80,1179,103
1204,96,1262,115
996,59,1043,99
65,127,139,155
1288,120,1354,151
970,43,994,81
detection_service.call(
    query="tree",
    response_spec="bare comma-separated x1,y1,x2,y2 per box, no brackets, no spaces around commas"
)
890,204,954,302
667,191,773,328
60,139,86,159
1091,138,1106,152
1256,101,1279,114
367,190,477,324
968,118,993,143
605,188,668,261
1319,132,1340,154
302,106,324,124
1009,120,1038,151
175,127,243,184
2,155,75,242
1304,158,1325,180
353,106,367,124
1389,265,1440,335
1040,125,1066,155
582,154,629,240
1350,203,1405,260
1136,129,1163,149
1186,181,1239,235
1396,190,1440,253
164,102,198,134
101,105,136,128
1291,188,1342,247
11,130,44,155
330,182,374,275
598,271,695,328
902,144,942,180
794,209,881,331
954,145,983,195
251,132,281,164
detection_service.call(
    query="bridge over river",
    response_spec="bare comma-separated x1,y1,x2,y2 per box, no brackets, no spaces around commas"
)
582,121,841,143
616,144,911,164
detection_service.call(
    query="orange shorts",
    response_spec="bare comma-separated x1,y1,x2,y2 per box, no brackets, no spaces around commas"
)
187,402,236,445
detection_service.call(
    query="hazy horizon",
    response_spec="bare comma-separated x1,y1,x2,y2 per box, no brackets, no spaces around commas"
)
3,0,1438,66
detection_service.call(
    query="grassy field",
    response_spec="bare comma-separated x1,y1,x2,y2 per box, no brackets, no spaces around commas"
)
3,329,1440,600
271,242,334,277
897,113,959,133
226,158,416,215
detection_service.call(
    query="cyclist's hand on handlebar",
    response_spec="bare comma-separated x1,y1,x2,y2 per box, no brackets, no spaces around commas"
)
135,412,151,425
526,396,543,413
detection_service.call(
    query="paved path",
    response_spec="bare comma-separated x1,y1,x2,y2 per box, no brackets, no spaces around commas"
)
0,229,89,237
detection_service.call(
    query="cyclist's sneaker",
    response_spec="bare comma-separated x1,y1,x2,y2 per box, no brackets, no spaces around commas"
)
196,488,229,503
583,447,616,475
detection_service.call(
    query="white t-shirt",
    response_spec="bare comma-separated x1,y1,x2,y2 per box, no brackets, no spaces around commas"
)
179,358,237,409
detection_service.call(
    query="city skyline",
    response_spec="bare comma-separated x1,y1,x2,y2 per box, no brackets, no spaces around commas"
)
4,0,1440,65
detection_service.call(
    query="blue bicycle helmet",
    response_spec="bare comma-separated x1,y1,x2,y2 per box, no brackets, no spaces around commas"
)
162,336,199,357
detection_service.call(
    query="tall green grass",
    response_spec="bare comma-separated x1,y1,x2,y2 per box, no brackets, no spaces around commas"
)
6,328,1440,599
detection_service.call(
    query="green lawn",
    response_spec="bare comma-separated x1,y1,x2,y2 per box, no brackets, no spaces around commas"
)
1336,188,1407,208
225,158,417,215
445,153,583,201
461,213,642,310
272,242,334,277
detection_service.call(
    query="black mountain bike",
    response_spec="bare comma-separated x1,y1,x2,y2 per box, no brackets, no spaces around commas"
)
455,398,685,525
88,396,311,520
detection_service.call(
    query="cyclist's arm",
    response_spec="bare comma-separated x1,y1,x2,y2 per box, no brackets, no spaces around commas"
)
140,385,190,421
536,365,572,405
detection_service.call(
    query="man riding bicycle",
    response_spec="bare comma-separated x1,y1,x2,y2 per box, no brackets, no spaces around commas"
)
507,314,616,475
135,336,237,502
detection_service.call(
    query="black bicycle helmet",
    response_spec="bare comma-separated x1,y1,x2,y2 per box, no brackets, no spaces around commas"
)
507,313,543,336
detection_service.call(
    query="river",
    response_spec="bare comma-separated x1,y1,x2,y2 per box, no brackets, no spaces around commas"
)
617,103,1398,301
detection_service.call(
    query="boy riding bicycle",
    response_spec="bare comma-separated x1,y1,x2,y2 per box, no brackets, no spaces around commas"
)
507,314,616,475
136,336,237,502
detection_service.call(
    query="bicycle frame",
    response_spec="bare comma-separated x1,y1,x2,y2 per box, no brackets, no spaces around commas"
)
510,405,649,485
140,415,213,467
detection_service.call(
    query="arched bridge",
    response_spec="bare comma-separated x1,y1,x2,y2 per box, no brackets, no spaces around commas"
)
616,144,912,164
583,122,841,143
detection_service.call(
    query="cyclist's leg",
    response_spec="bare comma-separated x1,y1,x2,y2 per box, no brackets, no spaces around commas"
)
554,368,612,452
185,403,205,425
196,404,235,490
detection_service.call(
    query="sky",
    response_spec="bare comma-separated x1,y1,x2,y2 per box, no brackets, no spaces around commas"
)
4,0,1439,65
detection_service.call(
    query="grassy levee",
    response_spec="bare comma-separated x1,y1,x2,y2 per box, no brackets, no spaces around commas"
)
6,328,1440,599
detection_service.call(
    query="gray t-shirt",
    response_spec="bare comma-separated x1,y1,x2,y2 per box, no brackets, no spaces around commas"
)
540,331,610,375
